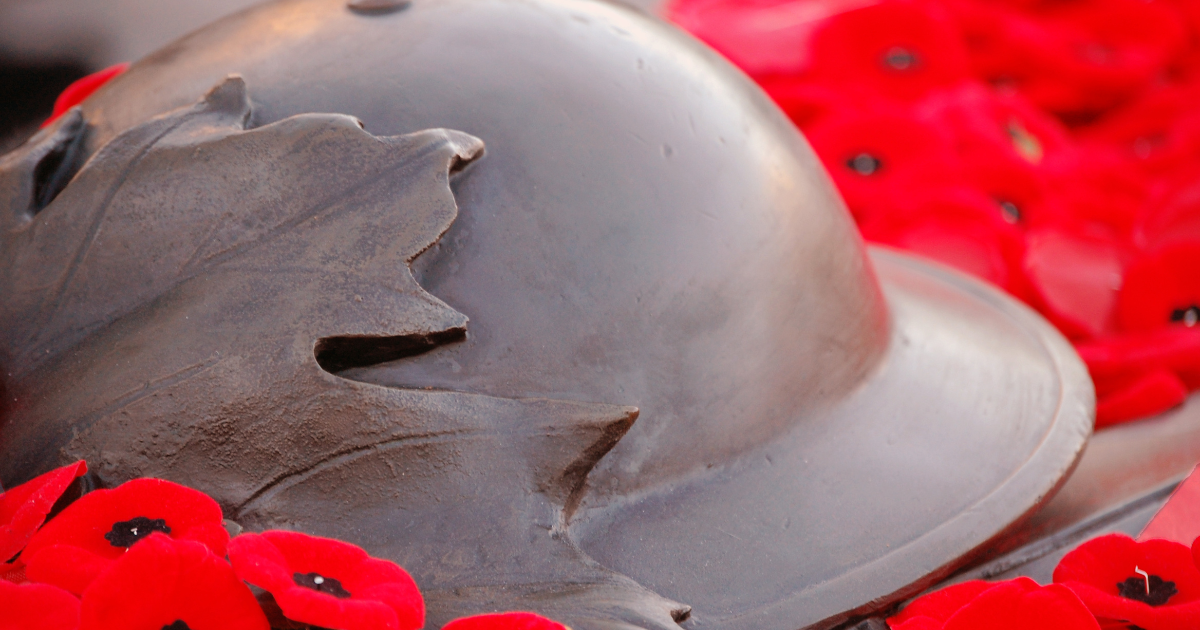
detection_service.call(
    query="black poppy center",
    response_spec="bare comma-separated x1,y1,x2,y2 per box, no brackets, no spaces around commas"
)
1117,574,1177,606
846,153,882,176
294,572,352,598
105,516,171,547
162,621,191,630
882,46,918,71
1170,305,1200,327
997,199,1021,224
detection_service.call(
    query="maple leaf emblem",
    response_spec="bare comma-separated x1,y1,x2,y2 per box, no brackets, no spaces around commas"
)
0,77,687,628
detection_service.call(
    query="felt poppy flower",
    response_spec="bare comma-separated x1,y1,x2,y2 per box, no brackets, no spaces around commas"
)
42,63,128,128
1136,166,1200,248
1075,82,1200,177
887,579,995,630
1040,147,1147,238
442,612,570,630
1116,242,1200,334
913,82,1073,171
1091,368,1190,427
0,460,87,563
1041,0,1186,103
806,0,972,101
1054,533,1200,629
79,532,267,630
804,109,961,222
757,78,849,129
227,530,423,630
23,477,228,595
950,0,1185,116
667,0,871,78
1023,227,1128,340
0,579,81,630
888,577,1100,630
1076,328,1200,425
1080,329,1200,388
858,186,1029,296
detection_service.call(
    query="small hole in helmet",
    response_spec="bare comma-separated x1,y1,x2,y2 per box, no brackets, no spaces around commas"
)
30,110,88,215
449,154,472,176
314,327,466,373
348,0,412,15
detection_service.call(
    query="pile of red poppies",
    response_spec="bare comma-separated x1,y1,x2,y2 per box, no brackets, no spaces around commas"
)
0,461,567,630
890,533,1200,629
668,0,1200,427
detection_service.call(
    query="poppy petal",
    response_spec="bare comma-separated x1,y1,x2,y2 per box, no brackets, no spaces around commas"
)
0,580,80,630
887,580,995,628
941,580,1099,630
0,461,87,562
25,544,115,596
79,533,267,630
442,611,571,630
1024,228,1126,340
1094,369,1188,427
889,577,1100,630
42,63,128,128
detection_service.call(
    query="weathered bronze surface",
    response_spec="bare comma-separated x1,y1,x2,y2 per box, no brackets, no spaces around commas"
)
0,0,1094,628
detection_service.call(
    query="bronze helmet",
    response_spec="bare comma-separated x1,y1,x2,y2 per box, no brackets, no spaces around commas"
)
0,0,1093,627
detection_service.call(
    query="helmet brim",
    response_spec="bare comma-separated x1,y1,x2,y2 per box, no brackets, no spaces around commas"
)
571,246,1094,629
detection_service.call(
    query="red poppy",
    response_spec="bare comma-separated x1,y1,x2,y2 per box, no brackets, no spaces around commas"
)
804,108,960,222
1054,533,1200,629
1076,326,1200,426
914,82,1072,170
227,530,423,630
1091,368,1190,428
888,577,1100,630
1037,146,1147,238
79,532,267,630
442,612,570,630
0,579,81,630
887,580,995,630
1023,227,1127,340
859,186,1029,295
1116,241,1200,334
1075,82,1200,177
0,460,86,563
1080,329,1200,388
758,78,849,129
949,0,1186,116
23,478,228,595
807,0,972,101
42,63,128,128
666,0,872,78
1137,165,1200,248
